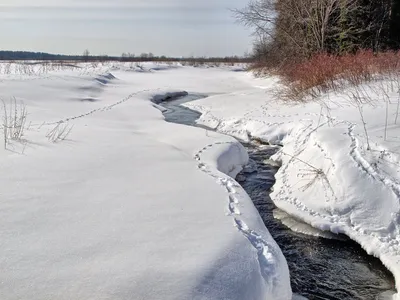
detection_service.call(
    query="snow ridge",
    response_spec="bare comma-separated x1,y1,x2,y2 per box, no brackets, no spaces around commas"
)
233,217,278,287
193,141,286,298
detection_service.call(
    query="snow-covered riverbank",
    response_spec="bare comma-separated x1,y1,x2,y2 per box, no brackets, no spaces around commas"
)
185,71,400,299
0,63,292,300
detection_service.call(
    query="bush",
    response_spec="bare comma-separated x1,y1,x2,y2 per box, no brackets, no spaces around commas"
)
2,99,28,148
273,50,400,100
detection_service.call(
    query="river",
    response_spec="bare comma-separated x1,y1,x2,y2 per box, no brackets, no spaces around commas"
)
156,94,396,300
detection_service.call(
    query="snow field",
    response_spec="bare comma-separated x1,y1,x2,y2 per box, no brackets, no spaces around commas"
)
0,63,292,300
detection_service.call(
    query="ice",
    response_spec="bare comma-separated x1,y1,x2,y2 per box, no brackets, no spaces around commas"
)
273,209,347,241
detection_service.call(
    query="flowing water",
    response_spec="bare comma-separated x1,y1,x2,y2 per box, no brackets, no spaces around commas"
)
157,95,396,300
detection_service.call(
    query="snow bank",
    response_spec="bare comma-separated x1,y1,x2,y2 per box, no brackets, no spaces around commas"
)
0,64,292,299
186,73,400,298
272,209,348,240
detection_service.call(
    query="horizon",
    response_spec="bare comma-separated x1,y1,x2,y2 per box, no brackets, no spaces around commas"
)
0,0,253,57
0,49,249,59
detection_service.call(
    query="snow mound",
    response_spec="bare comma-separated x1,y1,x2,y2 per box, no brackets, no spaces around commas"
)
76,72,117,102
94,72,116,85
124,62,181,73
191,136,292,300
148,64,181,71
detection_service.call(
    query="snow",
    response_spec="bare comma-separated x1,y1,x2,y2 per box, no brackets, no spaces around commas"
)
0,63,292,300
272,209,348,240
6,61,400,298
184,71,400,298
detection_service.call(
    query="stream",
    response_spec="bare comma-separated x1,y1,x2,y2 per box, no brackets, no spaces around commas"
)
156,94,396,300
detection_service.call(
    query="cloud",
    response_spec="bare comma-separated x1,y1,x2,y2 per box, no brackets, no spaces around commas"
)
0,0,241,22
0,0,251,56
0,0,238,9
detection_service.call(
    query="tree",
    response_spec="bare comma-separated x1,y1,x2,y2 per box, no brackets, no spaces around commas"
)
234,0,398,65
82,49,90,61
389,0,400,48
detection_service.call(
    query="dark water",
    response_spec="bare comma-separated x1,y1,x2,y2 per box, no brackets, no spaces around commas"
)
237,144,395,300
158,93,203,125
157,95,396,300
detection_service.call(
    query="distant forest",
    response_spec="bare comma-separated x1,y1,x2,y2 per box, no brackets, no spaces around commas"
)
0,51,251,63
0,51,85,61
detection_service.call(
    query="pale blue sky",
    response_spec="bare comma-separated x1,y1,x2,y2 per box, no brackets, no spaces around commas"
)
0,0,252,57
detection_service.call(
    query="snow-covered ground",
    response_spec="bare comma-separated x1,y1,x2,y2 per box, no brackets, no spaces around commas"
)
184,71,400,299
0,63,292,300
3,61,400,299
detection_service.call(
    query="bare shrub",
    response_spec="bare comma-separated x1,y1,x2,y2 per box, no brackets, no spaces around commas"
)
347,87,376,150
282,151,335,196
135,62,144,70
2,98,28,149
46,122,73,143
279,50,400,101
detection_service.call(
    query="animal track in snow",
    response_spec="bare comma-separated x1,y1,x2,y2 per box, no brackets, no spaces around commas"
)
348,124,400,199
37,88,158,127
229,194,239,204
192,141,235,162
228,201,241,215
191,110,288,289
233,218,277,285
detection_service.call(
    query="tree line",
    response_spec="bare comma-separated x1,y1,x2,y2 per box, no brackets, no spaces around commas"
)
235,0,400,65
0,50,251,63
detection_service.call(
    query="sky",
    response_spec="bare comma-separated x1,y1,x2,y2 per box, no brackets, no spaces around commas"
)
0,0,253,57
